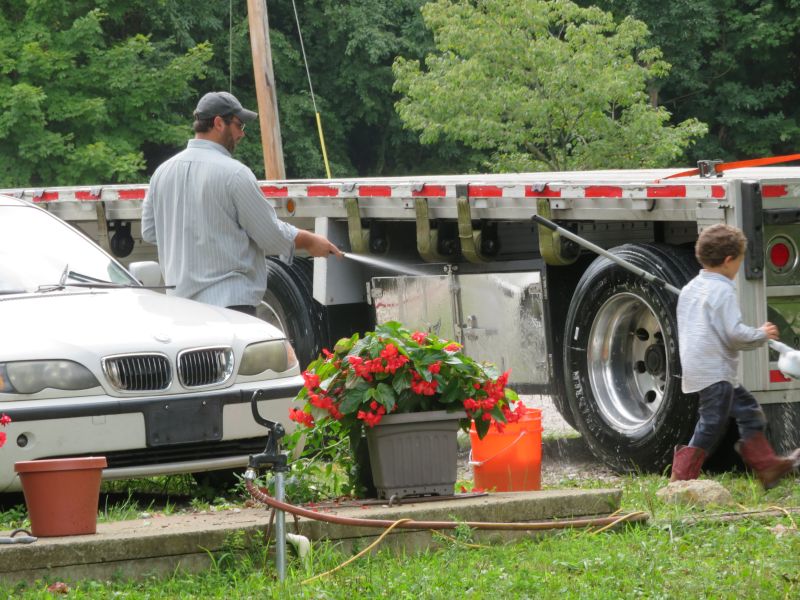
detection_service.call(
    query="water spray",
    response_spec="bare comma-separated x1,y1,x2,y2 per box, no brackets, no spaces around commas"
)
341,251,429,276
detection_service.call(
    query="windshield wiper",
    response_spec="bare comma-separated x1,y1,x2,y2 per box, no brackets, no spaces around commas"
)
38,265,174,292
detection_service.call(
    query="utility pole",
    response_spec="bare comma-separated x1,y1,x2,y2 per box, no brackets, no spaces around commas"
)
247,0,286,179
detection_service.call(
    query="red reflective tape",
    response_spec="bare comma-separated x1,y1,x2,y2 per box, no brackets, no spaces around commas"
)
711,186,726,199
307,185,339,197
117,189,146,200
358,186,392,197
762,185,788,198
647,185,686,198
468,186,503,197
411,185,447,197
770,370,791,383
585,186,622,198
525,185,561,198
75,191,100,200
261,186,288,197
33,192,59,202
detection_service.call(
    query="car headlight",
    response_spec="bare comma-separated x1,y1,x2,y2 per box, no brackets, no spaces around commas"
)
239,340,298,376
0,360,100,394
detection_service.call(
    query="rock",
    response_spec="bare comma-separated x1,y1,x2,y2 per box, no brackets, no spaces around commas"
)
656,479,734,506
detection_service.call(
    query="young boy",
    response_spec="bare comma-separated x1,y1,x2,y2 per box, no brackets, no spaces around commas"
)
673,223,800,488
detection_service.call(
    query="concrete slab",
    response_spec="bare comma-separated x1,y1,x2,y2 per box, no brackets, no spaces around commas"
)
0,488,625,585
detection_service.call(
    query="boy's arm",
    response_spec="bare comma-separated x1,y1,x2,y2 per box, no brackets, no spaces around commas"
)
717,292,768,350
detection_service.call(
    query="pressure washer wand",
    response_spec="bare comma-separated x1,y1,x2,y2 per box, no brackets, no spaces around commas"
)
531,214,682,296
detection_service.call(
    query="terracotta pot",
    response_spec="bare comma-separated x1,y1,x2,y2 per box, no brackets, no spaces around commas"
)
14,456,107,537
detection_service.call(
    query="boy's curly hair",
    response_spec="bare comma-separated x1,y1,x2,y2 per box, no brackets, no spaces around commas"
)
695,224,747,267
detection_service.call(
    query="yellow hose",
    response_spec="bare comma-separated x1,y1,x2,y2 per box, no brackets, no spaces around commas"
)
315,112,332,179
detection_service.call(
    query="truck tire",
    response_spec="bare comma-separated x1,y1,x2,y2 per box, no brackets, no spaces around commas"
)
258,257,327,370
563,243,699,473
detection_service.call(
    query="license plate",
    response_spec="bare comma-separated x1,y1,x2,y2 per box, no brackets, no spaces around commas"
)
144,398,223,447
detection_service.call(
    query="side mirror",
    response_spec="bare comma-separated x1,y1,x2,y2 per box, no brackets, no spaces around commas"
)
128,261,163,287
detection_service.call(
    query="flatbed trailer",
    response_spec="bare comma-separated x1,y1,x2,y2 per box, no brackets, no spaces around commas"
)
6,166,799,472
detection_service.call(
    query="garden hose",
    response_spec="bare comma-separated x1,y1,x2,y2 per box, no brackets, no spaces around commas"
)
243,469,648,532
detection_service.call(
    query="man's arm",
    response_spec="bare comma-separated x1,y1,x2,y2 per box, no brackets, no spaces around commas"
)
141,189,157,245
231,169,341,258
294,229,343,258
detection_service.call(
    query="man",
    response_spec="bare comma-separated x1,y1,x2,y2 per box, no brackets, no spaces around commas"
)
142,91,341,316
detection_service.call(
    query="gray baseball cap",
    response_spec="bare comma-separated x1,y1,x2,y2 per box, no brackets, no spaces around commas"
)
193,91,258,121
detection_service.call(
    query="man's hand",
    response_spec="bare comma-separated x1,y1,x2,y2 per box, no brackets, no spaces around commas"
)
295,230,343,258
760,322,779,340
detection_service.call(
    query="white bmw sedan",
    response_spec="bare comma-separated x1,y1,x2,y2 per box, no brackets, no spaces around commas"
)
0,196,300,492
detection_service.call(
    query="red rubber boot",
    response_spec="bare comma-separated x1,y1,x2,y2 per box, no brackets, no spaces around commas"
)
670,445,706,481
735,432,800,489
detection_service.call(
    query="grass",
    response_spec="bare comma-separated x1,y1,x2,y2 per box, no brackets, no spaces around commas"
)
4,469,800,599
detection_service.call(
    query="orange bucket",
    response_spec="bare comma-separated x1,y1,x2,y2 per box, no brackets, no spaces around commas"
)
469,407,542,492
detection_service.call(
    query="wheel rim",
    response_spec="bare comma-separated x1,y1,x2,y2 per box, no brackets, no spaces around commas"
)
587,292,668,433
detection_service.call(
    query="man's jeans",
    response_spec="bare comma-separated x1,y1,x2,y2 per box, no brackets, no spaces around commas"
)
688,382,766,451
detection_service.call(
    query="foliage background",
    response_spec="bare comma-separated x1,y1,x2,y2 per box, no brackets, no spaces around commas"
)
0,0,797,186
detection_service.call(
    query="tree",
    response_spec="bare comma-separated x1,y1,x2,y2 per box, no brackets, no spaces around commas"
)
392,0,707,172
262,0,473,178
583,0,800,162
0,1,212,186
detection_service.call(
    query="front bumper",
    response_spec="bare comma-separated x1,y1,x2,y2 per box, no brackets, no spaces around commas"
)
0,376,303,492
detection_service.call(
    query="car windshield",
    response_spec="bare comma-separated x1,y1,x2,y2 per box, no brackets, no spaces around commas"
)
0,204,138,293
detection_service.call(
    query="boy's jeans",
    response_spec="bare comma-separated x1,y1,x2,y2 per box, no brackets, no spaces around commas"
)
688,382,766,451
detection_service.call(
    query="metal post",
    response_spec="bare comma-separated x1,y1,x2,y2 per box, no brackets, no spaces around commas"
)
274,471,287,581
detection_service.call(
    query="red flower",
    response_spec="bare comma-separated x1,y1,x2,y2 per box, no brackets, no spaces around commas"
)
428,361,441,374
357,409,384,427
410,371,438,396
302,371,321,390
348,356,373,381
411,331,427,344
444,342,461,352
288,408,314,427
380,343,409,374
0,414,9,426
463,398,479,412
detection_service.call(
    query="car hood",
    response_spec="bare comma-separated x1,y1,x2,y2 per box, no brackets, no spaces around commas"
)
1,288,284,358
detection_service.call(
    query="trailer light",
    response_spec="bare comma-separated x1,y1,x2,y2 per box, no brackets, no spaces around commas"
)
771,242,790,268
767,236,797,274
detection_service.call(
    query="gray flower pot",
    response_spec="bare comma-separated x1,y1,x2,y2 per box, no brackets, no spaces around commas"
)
365,410,461,499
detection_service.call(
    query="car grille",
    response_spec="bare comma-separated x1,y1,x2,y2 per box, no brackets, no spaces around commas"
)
178,347,234,387
44,438,266,469
103,354,171,392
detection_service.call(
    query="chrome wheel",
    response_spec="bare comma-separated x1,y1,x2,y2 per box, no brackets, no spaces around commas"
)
587,292,667,433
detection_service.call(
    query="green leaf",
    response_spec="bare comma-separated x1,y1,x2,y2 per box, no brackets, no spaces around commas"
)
472,417,490,440
340,388,368,414
392,369,412,394
334,334,358,355
375,383,397,412
439,378,462,405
